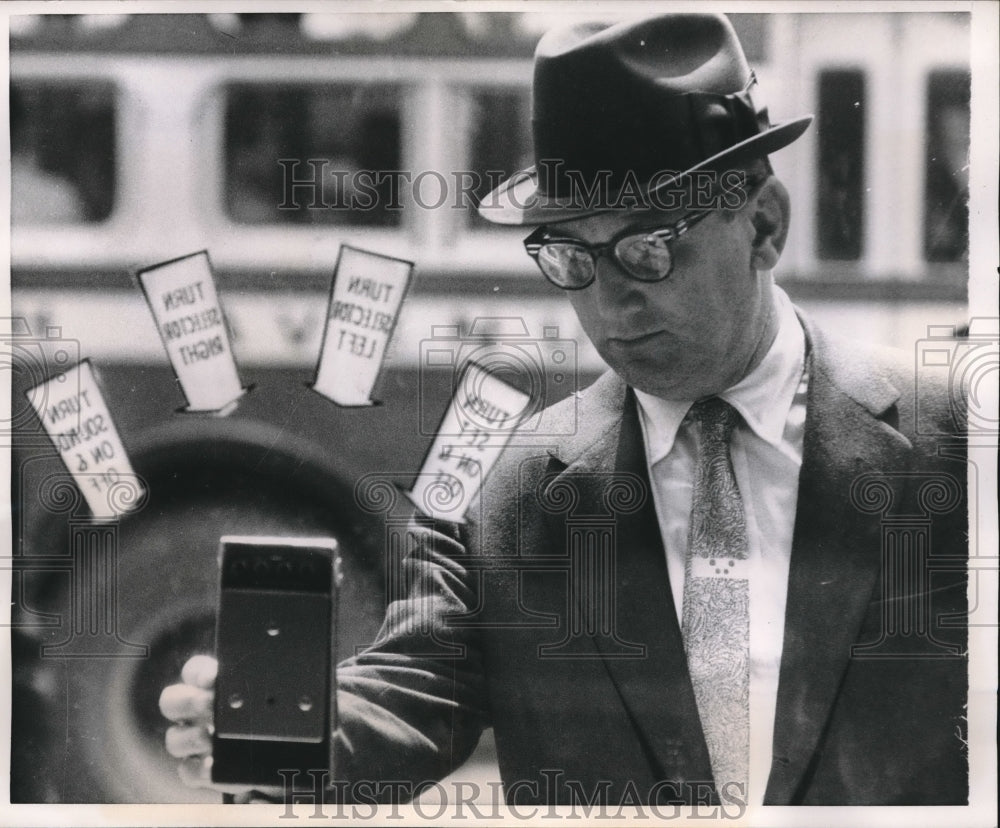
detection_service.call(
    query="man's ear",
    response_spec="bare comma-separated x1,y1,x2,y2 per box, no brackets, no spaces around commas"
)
749,176,790,271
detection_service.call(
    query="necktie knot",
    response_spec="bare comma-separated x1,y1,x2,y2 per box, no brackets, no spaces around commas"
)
688,397,740,445
687,396,747,561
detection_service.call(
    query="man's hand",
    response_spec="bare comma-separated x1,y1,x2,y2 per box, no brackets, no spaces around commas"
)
159,655,281,799
159,655,221,790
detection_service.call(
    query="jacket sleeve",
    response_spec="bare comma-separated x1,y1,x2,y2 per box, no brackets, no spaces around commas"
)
332,515,491,794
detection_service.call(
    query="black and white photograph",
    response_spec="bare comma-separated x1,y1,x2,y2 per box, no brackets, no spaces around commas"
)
2,2,997,826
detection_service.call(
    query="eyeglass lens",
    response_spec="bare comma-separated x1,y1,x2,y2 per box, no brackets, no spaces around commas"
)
537,243,594,287
538,232,675,287
614,234,673,280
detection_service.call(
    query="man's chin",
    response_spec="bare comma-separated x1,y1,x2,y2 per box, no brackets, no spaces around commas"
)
619,364,736,402
597,342,732,399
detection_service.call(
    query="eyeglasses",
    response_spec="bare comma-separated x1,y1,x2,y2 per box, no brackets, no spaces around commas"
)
523,209,713,290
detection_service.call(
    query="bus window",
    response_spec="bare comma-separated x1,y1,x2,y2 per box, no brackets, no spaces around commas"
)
223,83,403,226
10,81,116,224
466,87,532,228
923,70,969,263
815,69,866,261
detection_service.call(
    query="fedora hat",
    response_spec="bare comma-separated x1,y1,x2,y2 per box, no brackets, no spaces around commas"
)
478,13,812,225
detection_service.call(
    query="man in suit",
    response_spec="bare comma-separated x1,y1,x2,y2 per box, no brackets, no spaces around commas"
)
161,13,968,808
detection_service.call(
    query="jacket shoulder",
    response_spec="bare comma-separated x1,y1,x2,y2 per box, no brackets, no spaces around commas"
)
464,371,624,547
805,316,967,442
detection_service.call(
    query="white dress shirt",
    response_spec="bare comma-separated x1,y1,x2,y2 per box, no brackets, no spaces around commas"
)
634,286,807,806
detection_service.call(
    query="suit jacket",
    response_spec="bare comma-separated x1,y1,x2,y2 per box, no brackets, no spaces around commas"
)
335,314,968,806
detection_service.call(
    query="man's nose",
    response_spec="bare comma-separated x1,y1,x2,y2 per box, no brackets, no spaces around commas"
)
593,254,647,313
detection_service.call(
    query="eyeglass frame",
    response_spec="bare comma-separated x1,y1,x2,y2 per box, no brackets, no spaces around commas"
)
522,208,715,290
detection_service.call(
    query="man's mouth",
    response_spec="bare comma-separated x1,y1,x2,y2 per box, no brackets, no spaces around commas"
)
607,330,663,345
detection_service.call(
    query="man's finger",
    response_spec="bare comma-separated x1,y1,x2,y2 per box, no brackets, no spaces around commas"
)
178,755,213,789
165,724,211,758
159,683,213,723
181,654,218,689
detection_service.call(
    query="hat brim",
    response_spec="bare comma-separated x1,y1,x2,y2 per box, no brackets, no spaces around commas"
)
477,115,813,226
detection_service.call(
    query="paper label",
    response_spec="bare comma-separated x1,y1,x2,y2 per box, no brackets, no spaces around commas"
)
26,360,145,520
408,361,531,522
312,245,413,406
137,251,244,412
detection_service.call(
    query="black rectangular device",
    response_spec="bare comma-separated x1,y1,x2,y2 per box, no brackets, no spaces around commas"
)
212,536,339,786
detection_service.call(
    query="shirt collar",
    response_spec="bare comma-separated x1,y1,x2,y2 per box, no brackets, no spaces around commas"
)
635,286,805,464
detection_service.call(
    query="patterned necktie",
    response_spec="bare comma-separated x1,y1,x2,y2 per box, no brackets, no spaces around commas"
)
681,397,750,797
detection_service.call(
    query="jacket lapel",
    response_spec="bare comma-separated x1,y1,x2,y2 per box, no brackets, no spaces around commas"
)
542,373,715,796
764,319,913,804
